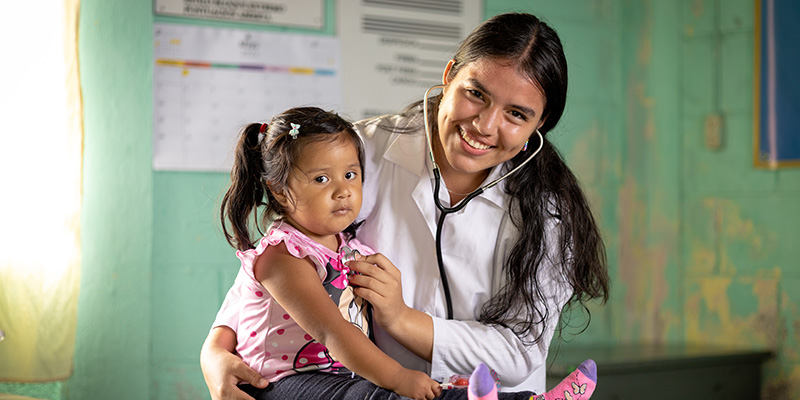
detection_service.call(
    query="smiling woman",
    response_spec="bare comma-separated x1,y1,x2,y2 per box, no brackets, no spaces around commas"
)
0,0,83,382
434,57,547,202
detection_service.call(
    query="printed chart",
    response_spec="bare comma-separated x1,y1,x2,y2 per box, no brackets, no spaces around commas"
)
338,0,482,120
153,23,341,171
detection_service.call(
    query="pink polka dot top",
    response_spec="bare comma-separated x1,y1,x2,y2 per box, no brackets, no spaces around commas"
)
212,219,375,382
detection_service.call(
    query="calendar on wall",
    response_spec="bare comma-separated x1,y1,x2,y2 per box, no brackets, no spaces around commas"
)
152,23,341,171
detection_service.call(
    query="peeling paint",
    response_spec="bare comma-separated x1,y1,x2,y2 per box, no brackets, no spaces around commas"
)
615,0,684,344
686,277,779,349
691,0,705,19
569,119,599,185
751,279,780,346
687,247,716,275
781,289,800,363
696,198,782,277
763,364,800,400
617,171,680,343
638,36,652,65
700,277,733,327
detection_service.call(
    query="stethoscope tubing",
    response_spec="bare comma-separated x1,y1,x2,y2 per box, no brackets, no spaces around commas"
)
422,85,544,319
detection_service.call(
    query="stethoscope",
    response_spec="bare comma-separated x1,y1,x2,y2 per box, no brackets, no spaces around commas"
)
422,85,544,319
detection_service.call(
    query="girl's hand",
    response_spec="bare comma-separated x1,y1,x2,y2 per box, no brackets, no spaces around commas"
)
200,327,269,400
392,369,442,400
346,252,409,331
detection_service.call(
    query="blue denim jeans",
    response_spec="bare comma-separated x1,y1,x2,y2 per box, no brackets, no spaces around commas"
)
239,371,534,399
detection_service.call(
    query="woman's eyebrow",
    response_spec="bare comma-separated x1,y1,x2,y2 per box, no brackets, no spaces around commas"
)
512,104,537,118
467,78,537,118
468,78,491,96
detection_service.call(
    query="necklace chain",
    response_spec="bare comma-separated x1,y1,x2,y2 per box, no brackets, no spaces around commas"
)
444,182,481,196
445,187,474,196
440,171,483,196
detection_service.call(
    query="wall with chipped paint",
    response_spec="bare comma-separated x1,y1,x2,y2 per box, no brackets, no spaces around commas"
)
544,0,800,398
680,0,800,397
1,0,797,399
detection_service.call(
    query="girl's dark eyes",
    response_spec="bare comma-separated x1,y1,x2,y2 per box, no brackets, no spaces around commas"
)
314,172,357,183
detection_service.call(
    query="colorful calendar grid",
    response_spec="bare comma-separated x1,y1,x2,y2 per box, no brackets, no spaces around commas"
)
153,23,341,172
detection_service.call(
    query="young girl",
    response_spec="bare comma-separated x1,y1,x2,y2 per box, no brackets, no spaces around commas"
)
212,106,597,400
215,106,440,399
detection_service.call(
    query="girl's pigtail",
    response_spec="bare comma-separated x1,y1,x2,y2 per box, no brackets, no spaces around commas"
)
220,123,268,251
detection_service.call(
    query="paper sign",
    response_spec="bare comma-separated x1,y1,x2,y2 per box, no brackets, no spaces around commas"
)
337,0,483,119
154,0,324,29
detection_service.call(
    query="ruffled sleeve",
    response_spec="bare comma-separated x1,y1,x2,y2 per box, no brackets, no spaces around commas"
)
237,221,331,282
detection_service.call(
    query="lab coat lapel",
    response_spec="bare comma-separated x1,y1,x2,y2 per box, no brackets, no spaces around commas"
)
382,133,439,240
411,170,440,240
477,166,510,210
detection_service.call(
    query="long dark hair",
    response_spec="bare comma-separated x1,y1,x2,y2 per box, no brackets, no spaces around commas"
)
411,13,609,344
220,107,365,251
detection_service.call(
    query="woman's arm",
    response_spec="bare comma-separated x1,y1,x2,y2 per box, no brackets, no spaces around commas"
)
348,252,571,389
346,252,434,362
200,326,269,400
256,244,440,400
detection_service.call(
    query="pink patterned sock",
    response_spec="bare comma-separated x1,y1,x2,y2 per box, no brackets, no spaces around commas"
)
467,363,498,400
531,359,597,400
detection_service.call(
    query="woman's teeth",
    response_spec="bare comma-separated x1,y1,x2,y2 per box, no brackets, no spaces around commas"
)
459,127,491,150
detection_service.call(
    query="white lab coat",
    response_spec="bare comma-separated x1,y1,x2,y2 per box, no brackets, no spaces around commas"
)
355,110,573,393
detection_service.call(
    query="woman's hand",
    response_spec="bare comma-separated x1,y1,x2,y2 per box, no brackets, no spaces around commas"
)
346,252,409,331
200,326,269,400
347,253,434,362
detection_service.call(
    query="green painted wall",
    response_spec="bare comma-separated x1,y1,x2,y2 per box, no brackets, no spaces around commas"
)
679,0,800,396
71,0,154,398
1,0,797,399
549,0,800,397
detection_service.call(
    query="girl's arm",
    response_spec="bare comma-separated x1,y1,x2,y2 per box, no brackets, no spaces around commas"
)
200,326,268,400
256,244,441,400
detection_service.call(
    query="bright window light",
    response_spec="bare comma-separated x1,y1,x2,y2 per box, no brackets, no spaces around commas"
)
0,0,83,381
